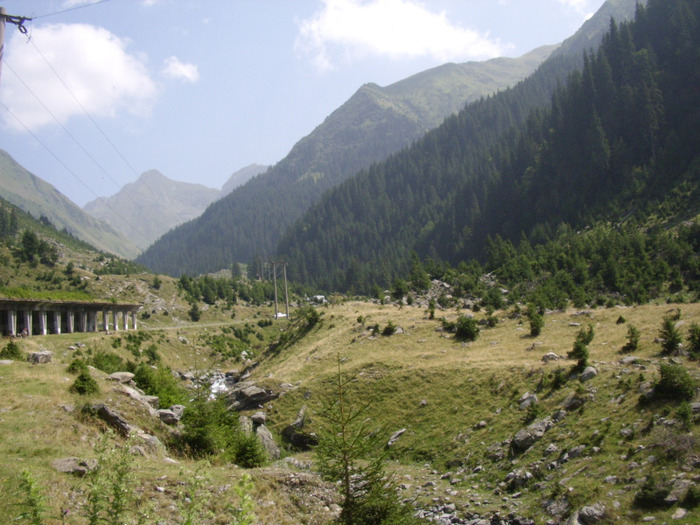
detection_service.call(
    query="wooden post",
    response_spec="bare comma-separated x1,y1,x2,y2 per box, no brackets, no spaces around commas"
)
283,262,289,319
273,261,279,318
1,8,6,88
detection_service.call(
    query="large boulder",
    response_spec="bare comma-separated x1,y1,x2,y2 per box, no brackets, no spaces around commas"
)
92,403,133,436
282,406,318,450
512,417,553,453
28,350,52,364
52,457,98,476
225,381,279,411
108,372,135,383
256,424,280,460
579,366,598,383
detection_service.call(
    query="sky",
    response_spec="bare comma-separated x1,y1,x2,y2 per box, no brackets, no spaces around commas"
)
0,0,606,207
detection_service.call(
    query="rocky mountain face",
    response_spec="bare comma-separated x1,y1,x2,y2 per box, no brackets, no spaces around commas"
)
83,170,221,251
0,148,140,259
84,165,268,251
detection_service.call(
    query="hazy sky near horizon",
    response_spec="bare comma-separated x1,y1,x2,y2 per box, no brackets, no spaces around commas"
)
1,0,605,207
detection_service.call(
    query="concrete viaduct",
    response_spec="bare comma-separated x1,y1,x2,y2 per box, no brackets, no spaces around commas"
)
0,299,141,337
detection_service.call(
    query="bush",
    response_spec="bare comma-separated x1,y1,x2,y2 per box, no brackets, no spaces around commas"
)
527,310,544,337
655,363,696,401
231,432,268,468
688,322,700,360
382,321,397,336
132,363,187,407
188,301,201,322
633,474,671,509
621,324,640,353
66,358,88,375
659,314,682,355
88,350,124,374
455,315,479,341
70,371,100,395
0,340,23,360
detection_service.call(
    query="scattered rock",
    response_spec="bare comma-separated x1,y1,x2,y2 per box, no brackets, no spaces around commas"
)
108,372,135,383
251,411,267,425
664,478,692,506
519,392,538,409
92,403,133,436
542,352,560,363
282,406,318,450
157,407,183,425
578,503,606,524
387,428,406,447
256,424,280,460
579,367,598,382
672,508,687,520
28,350,52,364
52,457,98,476
512,418,553,453
225,381,279,411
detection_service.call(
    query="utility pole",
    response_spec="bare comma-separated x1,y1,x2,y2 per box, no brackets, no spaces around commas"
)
283,261,289,318
0,8,31,89
1,7,6,87
272,260,279,318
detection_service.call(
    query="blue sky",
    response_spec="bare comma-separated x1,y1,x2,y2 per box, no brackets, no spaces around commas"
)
0,0,605,206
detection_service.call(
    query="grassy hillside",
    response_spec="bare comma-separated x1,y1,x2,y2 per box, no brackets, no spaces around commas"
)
1,251,698,524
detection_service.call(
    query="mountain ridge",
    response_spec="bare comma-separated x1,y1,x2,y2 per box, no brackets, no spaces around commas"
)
0,148,140,259
136,45,557,275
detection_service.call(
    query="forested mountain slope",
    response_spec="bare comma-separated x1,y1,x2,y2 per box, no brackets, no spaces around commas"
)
277,0,698,294
0,149,140,259
137,0,641,278
135,47,554,276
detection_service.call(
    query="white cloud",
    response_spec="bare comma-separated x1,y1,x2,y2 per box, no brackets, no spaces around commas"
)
1,23,157,132
297,0,505,71
161,56,200,83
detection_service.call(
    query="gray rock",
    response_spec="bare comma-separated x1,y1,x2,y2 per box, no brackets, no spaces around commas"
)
387,428,406,447
512,418,553,453
133,430,164,455
562,393,586,411
92,404,133,436
542,352,560,363
157,409,181,425
108,372,135,383
664,479,692,505
239,415,253,434
225,381,278,411
619,356,638,365
118,385,158,413
672,508,687,520
578,503,606,524
52,457,98,476
282,406,318,450
251,411,267,425
568,445,586,458
505,469,533,490
256,424,280,460
519,392,538,409
0,359,14,365
544,443,559,456
28,350,52,364
579,366,598,382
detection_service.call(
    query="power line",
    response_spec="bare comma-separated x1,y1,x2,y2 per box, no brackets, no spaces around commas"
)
27,38,186,231
33,0,113,20
2,59,152,247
